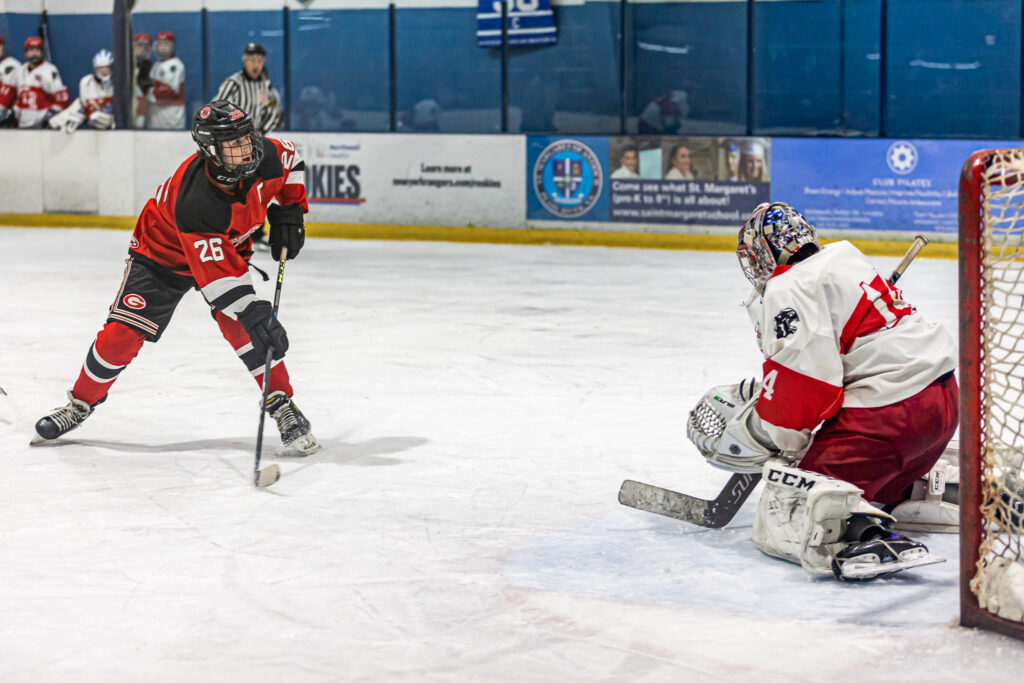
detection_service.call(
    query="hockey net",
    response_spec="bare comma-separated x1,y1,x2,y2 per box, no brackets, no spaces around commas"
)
960,148,1024,639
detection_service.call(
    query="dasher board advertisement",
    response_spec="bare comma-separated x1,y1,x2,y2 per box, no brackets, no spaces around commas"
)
288,133,526,229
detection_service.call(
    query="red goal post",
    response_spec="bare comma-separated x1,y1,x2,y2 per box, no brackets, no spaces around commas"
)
959,148,1024,640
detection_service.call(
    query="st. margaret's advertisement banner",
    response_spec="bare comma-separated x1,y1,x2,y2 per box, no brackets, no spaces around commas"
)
527,136,770,227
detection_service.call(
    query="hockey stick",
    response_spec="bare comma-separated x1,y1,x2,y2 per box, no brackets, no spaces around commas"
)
619,473,759,528
619,235,931,527
888,234,928,285
253,246,288,488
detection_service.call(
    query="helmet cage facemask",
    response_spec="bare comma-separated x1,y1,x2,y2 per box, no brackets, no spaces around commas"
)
737,229,777,293
194,123,264,185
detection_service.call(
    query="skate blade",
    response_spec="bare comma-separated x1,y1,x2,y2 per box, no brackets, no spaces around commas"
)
30,433,55,447
892,520,959,534
255,464,281,488
840,551,946,580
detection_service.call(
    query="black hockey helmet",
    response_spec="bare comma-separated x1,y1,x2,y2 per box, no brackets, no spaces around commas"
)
243,42,266,57
191,100,264,184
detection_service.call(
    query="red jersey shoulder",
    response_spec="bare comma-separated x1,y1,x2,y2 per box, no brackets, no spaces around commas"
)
267,136,301,172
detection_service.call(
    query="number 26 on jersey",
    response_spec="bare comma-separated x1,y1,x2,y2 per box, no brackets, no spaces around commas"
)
193,237,225,263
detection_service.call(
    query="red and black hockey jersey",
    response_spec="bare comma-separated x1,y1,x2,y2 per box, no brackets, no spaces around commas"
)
129,136,307,319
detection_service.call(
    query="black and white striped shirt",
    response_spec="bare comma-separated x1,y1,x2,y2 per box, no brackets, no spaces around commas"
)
214,70,283,135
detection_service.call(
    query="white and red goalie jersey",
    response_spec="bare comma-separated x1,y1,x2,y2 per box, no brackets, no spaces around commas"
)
145,57,185,129
749,240,957,453
0,60,69,128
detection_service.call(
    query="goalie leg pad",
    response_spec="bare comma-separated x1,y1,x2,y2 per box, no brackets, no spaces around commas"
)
752,460,894,576
890,440,960,533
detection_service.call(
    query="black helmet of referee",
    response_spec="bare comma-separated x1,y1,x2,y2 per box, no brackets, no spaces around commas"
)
191,100,264,184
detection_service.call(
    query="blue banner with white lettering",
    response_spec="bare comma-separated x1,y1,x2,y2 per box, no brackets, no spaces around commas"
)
771,138,1019,234
477,0,557,48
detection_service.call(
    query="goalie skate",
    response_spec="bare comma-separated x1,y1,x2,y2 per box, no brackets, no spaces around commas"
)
265,391,321,456
831,532,945,581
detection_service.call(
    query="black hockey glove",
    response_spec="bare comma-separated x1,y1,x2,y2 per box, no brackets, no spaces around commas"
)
237,300,289,358
267,203,305,261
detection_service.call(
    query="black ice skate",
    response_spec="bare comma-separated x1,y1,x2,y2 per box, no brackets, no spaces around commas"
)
831,531,945,581
265,391,320,455
32,391,93,444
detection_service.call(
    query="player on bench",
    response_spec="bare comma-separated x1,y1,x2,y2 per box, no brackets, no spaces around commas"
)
687,202,959,580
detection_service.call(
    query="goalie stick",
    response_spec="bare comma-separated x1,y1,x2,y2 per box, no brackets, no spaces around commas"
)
619,474,759,528
619,235,930,527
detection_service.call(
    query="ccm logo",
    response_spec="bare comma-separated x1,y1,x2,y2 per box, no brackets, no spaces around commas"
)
122,294,147,310
766,469,816,491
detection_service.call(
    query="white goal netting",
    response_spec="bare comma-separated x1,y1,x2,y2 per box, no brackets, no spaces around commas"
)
971,149,1024,622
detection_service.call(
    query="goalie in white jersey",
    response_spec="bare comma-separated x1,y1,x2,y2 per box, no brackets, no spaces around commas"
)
687,202,959,580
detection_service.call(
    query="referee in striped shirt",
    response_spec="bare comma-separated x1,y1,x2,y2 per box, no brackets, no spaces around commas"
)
216,43,284,248
214,42,282,136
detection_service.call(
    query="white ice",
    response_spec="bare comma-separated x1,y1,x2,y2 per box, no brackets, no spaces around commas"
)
0,227,1021,682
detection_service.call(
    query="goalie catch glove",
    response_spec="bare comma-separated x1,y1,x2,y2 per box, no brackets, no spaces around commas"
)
687,377,779,473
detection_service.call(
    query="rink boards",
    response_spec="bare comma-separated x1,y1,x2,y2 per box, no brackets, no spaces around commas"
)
0,129,999,254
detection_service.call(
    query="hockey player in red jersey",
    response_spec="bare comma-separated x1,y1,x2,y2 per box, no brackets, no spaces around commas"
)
686,202,958,580
0,37,69,128
34,100,319,455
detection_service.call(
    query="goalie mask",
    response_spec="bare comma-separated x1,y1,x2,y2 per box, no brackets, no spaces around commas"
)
737,202,818,292
191,100,264,185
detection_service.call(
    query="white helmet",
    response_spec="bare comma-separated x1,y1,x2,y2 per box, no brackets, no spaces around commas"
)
93,49,114,86
736,202,818,293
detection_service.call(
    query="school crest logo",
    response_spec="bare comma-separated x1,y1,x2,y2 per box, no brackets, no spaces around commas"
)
774,308,799,338
533,139,603,218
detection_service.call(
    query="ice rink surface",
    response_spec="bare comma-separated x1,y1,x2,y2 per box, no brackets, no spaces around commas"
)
1,227,1022,681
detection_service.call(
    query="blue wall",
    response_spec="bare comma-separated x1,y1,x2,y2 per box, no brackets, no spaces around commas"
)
207,11,285,103
886,0,1021,138
631,1,747,135
289,8,390,132
396,6,501,134
0,1,1021,138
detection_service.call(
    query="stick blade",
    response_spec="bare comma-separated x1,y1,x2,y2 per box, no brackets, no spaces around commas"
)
618,479,714,526
255,464,281,488
618,473,760,529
